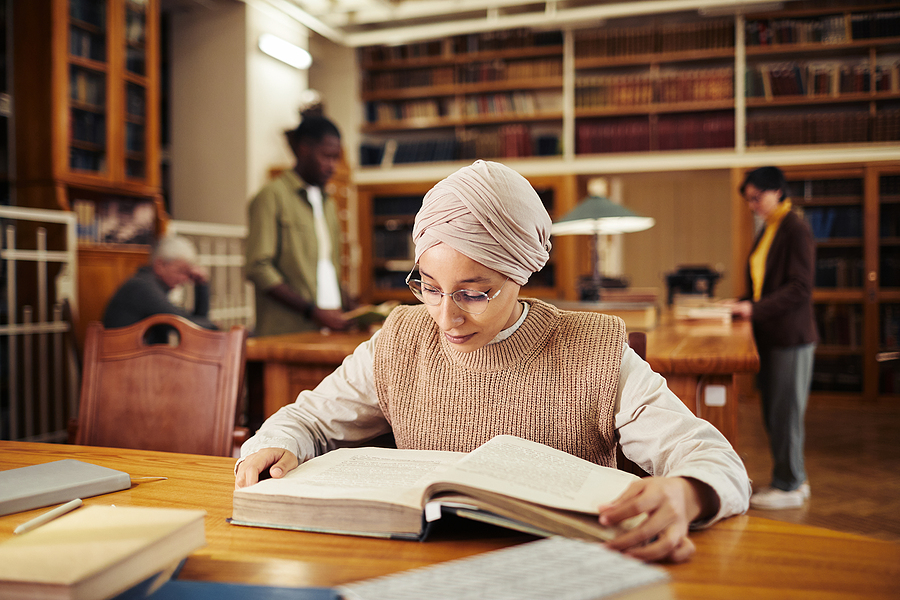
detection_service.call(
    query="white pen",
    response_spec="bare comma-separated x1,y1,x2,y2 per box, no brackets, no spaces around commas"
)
14,498,83,535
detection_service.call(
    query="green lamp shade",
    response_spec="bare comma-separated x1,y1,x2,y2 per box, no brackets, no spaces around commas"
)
551,196,655,236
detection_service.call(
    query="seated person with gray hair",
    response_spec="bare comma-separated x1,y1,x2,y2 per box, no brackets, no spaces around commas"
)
103,235,217,340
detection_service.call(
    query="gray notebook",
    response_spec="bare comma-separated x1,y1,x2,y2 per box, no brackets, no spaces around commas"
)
0,459,131,516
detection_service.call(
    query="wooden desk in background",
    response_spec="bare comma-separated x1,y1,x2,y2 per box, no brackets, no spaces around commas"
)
245,315,757,450
245,331,372,424
2,442,898,599
644,315,758,450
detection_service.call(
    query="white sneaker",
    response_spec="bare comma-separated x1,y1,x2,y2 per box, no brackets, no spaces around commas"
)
750,483,810,510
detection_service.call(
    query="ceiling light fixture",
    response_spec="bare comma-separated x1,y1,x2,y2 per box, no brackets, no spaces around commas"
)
258,33,312,69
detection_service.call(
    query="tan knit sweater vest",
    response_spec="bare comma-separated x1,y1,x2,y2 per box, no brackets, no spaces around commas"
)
373,299,625,468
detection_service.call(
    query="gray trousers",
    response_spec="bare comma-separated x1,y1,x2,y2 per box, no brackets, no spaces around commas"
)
757,343,816,491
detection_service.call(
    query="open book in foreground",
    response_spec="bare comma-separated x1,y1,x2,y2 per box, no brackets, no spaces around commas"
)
231,435,644,541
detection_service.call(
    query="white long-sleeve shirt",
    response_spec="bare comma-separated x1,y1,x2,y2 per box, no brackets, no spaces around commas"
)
241,306,751,526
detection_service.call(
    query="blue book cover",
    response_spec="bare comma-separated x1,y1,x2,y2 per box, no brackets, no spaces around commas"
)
144,580,339,599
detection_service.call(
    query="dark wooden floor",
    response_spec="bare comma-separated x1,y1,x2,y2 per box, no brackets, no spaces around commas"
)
737,400,900,543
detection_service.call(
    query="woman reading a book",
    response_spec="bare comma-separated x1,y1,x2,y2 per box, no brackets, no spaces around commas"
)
236,160,750,563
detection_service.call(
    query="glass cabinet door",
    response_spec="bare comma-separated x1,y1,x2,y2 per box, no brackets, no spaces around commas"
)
68,0,108,174
123,0,148,180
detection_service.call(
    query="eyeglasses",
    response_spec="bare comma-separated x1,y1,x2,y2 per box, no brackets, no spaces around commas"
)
405,268,509,315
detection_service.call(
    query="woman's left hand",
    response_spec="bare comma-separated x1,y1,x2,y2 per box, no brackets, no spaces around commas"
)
597,476,715,563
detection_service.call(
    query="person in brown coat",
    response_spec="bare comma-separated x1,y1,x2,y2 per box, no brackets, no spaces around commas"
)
730,166,818,510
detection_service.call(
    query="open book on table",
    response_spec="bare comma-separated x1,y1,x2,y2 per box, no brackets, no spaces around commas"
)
231,435,644,541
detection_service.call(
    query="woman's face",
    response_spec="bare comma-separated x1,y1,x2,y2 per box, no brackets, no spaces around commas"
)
743,183,782,220
417,243,522,353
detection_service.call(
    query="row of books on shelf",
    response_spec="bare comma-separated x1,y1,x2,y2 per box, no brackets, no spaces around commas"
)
879,364,900,395
69,26,105,62
72,198,156,245
745,15,847,46
69,148,105,172
881,254,900,288
71,108,105,145
573,20,734,58
812,356,861,393
360,128,560,166
365,91,562,123
457,59,563,83
452,29,563,54
359,29,563,64
69,0,105,28
745,11,899,46
575,113,734,153
881,304,900,348
815,257,864,288
575,69,734,107
126,46,146,76
883,175,900,196
815,302,862,348
788,177,862,200
879,205,900,237
804,206,863,239
363,66,453,92
69,67,105,107
746,61,899,99
125,5,147,46
359,40,444,64
363,58,562,93
746,109,900,146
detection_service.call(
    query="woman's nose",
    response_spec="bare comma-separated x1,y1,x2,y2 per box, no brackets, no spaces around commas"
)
435,295,464,329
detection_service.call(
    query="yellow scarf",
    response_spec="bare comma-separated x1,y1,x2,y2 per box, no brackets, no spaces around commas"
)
749,200,793,301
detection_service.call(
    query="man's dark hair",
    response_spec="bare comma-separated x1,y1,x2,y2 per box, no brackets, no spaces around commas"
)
286,115,340,148
740,166,790,200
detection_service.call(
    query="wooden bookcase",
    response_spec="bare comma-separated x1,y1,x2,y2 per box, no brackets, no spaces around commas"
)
358,29,565,165
355,4,898,168
13,0,164,346
356,174,577,304
743,4,900,147
573,18,736,154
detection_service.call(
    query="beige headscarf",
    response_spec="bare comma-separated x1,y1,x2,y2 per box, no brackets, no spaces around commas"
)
412,160,552,285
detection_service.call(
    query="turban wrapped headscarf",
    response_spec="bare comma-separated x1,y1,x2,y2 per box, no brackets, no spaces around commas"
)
412,160,552,285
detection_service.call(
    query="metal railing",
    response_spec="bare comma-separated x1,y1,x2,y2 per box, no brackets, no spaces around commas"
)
0,206,79,442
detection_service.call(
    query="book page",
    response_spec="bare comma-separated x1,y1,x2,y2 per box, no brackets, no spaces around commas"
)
428,435,639,514
236,447,464,509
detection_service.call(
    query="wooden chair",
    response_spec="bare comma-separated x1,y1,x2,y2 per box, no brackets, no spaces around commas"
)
74,314,248,457
617,331,650,477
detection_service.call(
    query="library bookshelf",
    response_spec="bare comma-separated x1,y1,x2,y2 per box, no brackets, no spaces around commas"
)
354,3,898,177
13,0,164,347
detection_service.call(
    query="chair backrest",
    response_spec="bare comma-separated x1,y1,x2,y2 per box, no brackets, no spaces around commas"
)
76,314,248,457
628,331,647,361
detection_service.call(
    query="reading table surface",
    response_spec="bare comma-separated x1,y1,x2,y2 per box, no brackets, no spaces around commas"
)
2,442,898,599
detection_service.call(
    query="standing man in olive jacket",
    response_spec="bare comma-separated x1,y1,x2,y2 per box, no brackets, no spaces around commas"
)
246,115,350,336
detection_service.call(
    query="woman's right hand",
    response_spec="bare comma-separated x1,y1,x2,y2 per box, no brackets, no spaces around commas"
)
234,448,299,489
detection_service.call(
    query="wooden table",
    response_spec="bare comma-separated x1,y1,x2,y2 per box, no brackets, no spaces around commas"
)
245,331,372,424
2,442,898,599
245,316,758,449
644,316,759,449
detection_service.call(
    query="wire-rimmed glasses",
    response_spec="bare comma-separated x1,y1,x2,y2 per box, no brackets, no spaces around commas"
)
405,268,509,315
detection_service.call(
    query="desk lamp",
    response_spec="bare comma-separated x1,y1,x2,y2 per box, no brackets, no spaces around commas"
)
551,179,654,301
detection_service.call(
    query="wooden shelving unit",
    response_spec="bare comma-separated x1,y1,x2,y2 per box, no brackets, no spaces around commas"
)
13,0,163,347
